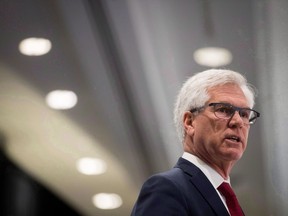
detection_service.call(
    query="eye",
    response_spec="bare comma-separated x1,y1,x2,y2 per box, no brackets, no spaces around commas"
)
239,109,250,119
216,105,234,115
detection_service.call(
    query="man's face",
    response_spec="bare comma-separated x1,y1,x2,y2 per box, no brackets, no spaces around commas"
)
185,84,251,165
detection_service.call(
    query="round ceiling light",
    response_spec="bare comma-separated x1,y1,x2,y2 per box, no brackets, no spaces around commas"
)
92,193,123,210
46,90,78,110
76,157,107,175
19,37,52,56
193,47,233,67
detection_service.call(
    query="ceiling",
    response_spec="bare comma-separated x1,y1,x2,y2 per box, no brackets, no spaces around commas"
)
1,0,288,215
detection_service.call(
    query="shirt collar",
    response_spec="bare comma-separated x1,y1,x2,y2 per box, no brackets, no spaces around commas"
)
182,152,230,189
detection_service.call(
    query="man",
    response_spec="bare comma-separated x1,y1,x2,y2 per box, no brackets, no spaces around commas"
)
131,69,260,216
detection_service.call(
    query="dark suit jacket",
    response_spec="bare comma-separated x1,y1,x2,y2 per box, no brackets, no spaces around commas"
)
131,157,230,216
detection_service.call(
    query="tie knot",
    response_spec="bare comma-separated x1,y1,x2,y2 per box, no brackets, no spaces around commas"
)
218,182,236,198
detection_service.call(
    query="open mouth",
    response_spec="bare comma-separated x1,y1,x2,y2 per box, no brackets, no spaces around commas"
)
226,135,240,142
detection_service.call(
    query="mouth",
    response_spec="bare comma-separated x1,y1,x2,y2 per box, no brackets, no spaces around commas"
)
225,135,241,143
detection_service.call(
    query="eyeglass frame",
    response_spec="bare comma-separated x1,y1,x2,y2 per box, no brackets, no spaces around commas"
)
190,102,260,125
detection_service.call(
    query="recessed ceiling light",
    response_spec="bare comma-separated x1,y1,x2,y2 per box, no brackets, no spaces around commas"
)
76,157,107,175
92,193,123,210
46,90,77,110
19,37,52,56
193,47,233,67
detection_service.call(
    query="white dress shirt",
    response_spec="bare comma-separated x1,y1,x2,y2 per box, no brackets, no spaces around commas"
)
182,152,230,213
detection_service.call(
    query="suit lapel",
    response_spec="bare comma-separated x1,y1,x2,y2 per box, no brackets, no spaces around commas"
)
175,158,230,216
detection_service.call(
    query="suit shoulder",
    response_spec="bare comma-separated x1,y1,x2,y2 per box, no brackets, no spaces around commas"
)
143,167,190,191
131,168,191,215
147,157,199,184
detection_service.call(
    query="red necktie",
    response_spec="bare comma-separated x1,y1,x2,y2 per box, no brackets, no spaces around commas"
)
217,182,244,216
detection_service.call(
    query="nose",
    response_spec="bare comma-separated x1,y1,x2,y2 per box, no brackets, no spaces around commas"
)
228,111,244,128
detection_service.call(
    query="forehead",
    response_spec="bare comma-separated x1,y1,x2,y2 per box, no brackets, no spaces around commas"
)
207,84,249,107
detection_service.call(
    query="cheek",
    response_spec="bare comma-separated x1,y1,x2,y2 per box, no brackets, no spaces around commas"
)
244,129,250,144
193,124,212,144
213,118,228,129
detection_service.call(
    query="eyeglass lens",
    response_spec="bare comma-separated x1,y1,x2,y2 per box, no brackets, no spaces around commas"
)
212,103,257,124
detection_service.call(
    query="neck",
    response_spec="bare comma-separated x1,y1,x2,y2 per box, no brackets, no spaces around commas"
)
183,140,236,180
205,160,233,180
186,148,234,180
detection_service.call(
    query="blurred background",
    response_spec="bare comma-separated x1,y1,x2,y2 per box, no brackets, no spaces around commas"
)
0,0,288,215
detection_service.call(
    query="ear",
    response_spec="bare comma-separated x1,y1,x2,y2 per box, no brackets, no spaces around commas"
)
183,111,195,135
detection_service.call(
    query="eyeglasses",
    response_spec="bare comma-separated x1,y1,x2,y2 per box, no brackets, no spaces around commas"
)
190,102,260,125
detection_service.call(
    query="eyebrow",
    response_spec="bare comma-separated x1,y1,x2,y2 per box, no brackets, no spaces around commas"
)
215,101,251,109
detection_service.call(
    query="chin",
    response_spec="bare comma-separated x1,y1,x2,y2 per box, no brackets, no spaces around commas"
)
224,149,243,161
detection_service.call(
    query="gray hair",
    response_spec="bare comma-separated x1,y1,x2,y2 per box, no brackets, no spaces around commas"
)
173,69,256,144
